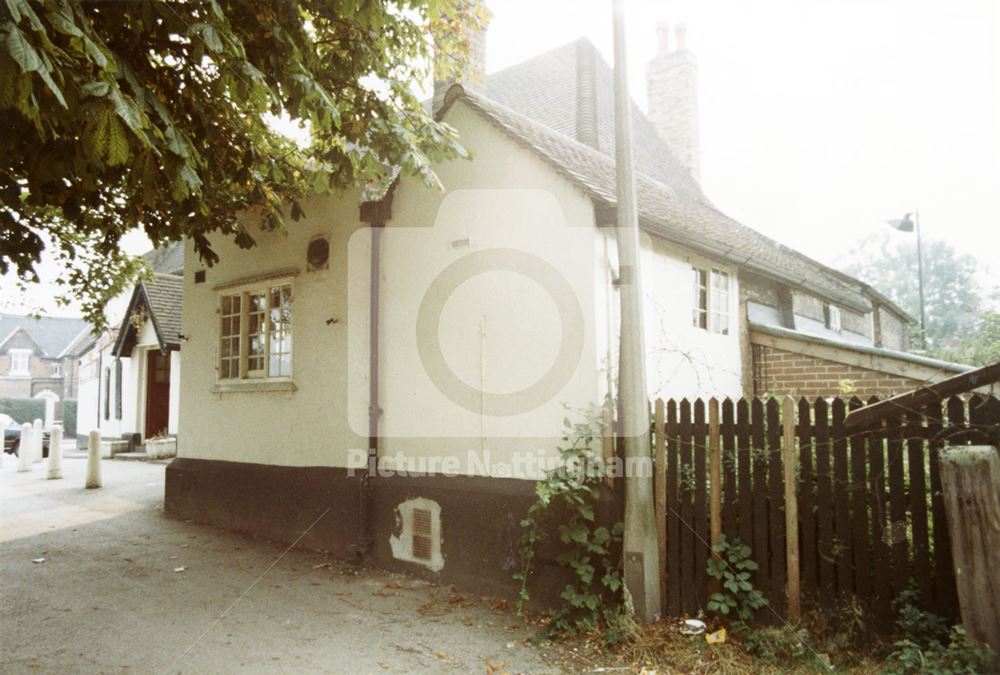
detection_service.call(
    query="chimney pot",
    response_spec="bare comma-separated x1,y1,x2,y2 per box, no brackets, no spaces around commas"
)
675,22,687,51
656,21,671,54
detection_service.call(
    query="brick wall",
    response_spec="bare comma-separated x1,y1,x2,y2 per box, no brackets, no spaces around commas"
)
646,23,700,180
752,344,924,399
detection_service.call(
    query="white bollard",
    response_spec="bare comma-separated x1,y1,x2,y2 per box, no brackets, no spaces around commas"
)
17,423,33,472
85,430,101,489
32,418,43,463
47,425,63,480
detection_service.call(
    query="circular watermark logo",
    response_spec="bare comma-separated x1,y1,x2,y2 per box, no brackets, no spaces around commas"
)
415,248,585,416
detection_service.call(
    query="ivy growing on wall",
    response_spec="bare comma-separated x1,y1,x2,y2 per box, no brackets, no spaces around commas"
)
514,408,632,644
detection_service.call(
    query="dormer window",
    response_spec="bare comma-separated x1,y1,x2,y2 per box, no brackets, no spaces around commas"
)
827,304,842,333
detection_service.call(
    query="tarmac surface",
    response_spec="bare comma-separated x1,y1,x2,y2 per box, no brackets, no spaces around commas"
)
0,455,571,673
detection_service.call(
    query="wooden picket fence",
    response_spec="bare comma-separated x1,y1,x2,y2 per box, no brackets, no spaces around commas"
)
646,394,1000,623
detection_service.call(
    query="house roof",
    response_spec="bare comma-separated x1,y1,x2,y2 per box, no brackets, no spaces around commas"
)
0,314,94,358
144,241,185,275
443,83,872,312
112,273,183,356
480,39,706,204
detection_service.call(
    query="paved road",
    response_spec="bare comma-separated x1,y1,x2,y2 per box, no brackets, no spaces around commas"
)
0,458,567,674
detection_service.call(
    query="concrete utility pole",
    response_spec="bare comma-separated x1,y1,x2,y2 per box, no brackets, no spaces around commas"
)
611,0,661,623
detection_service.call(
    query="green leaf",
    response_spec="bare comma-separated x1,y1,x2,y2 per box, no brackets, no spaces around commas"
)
4,0,22,23
36,66,66,108
81,34,108,69
5,23,41,72
81,81,109,98
105,116,129,166
200,24,223,53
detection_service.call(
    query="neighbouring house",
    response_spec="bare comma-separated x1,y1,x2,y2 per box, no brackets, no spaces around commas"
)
0,313,94,428
744,267,975,399
165,23,966,599
76,243,183,455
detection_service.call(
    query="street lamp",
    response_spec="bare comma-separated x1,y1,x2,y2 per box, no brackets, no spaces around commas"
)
886,211,926,349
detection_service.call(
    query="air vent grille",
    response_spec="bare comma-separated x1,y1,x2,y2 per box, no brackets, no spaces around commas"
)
412,508,432,560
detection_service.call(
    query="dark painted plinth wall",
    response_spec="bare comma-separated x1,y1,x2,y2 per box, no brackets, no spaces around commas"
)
165,458,361,558
165,458,609,605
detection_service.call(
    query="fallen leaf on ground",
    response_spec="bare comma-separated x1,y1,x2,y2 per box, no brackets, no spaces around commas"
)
312,562,331,569
377,662,389,670
463,618,475,626
482,656,507,674
492,599,508,611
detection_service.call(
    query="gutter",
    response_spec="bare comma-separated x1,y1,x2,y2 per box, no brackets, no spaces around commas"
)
356,200,390,556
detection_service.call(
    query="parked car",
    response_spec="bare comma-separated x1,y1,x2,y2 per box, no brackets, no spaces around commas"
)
2,414,51,458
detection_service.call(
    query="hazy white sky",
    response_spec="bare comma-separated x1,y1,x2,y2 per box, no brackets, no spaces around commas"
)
4,0,997,317
486,0,999,284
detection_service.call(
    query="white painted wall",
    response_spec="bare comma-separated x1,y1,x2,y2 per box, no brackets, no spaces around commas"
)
177,190,369,467
642,240,743,400
178,98,743,476
168,353,180,435
356,101,603,478
74,315,182,441
594,234,744,406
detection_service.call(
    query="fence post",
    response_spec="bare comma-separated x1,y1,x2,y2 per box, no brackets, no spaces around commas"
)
783,396,801,623
602,397,614,487
939,445,1000,654
654,398,667,607
709,398,722,549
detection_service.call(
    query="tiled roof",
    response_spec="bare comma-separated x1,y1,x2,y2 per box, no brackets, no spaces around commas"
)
144,242,185,275
0,314,94,357
111,273,183,357
451,85,872,311
481,39,705,203
142,274,183,348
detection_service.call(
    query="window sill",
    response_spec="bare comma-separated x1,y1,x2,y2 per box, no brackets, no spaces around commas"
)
211,379,297,395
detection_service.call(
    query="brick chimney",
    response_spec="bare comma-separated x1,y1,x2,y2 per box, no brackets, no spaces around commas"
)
433,7,492,114
646,21,700,181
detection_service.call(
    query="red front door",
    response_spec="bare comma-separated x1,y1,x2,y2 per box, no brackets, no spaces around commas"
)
145,351,171,438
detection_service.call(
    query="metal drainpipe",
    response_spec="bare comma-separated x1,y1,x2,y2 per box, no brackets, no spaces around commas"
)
357,214,384,557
